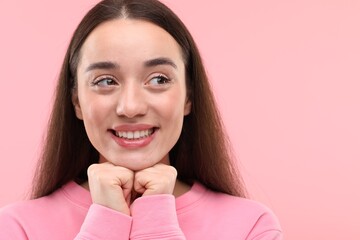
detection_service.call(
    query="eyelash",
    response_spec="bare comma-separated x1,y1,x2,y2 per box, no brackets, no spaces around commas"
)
148,74,172,85
91,74,171,87
92,76,117,87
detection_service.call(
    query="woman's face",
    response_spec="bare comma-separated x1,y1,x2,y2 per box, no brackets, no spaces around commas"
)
73,19,191,171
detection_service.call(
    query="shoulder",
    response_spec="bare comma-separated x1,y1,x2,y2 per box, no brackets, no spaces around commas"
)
199,184,277,218
192,183,283,238
1,197,50,218
1,182,87,220
0,181,91,238
0,181,90,220
0,197,56,238
0,188,63,225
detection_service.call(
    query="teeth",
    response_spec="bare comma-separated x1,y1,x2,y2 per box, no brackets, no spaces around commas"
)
115,128,154,140
127,131,134,139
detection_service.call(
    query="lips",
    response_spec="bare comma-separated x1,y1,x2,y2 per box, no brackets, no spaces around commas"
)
114,128,155,140
110,125,157,148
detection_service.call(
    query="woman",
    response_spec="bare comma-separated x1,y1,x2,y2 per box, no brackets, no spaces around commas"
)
0,0,282,239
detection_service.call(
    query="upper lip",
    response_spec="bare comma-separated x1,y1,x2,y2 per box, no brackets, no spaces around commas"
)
112,124,156,132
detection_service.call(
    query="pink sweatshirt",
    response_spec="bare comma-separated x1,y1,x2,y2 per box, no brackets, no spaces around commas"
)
0,181,282,239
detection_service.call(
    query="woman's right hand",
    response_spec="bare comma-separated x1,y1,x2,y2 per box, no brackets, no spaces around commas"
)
87,162,134,216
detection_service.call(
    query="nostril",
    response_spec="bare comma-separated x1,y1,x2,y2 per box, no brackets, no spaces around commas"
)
115,100,148,118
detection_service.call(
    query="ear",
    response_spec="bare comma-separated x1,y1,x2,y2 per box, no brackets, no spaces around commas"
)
72,91,83,120
184,99,192,116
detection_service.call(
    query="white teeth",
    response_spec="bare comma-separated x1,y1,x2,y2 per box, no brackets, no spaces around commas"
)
127,131,134,139
115,128,154,140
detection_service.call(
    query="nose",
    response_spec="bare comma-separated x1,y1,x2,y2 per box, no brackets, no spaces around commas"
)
116,82,148,118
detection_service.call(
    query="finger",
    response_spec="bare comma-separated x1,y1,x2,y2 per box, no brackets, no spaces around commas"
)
133,173,148,195
133,164,177,196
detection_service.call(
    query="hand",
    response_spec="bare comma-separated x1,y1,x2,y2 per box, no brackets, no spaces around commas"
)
87,162,134,215
133,163,177,196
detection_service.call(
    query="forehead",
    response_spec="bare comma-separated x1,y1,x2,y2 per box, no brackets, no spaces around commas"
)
78,18,184,68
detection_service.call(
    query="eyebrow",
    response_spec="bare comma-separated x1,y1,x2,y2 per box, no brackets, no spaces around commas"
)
85,61,120,72
144,57,178,69
85,57,177,73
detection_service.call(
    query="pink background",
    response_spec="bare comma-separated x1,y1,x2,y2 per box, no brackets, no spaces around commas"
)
1,0,359,239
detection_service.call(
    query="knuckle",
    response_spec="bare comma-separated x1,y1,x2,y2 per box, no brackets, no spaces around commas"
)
87,164,99,176
169,165,177,173
167,166,178,178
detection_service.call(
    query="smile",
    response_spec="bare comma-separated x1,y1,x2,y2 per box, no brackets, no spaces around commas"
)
114,128,155,140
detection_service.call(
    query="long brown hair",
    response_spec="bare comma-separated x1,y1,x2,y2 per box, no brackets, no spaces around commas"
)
32,0,247,198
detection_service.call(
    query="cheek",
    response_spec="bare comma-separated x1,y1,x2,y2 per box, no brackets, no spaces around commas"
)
79,96,112,128
160,91,187,126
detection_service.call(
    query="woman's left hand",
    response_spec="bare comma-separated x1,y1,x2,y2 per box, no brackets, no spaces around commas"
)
133,163,177,196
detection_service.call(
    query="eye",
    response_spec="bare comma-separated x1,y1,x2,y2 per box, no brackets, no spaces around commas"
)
147,74,172,86
93,76,117,87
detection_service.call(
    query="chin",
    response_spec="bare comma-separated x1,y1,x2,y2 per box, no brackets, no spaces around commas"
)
100,152,169,171
108,158,157,171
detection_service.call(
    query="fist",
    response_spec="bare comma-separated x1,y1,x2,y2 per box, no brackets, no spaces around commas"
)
133,163,177,196
86,163,178,215
87,162,134,215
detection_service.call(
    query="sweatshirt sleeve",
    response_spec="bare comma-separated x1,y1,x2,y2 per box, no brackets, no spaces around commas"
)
75,203,132,240
246,211,283,240
130,195,186,240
